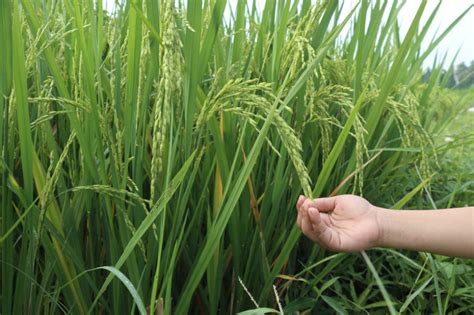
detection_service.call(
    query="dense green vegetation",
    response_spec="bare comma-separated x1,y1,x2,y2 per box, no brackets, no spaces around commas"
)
423,61,474,90
1,0,473,314
425,87,474,210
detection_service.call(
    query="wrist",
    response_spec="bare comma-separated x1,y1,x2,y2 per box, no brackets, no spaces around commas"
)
374,205,391,248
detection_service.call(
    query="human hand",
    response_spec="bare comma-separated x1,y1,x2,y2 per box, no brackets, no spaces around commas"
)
296,195,382,252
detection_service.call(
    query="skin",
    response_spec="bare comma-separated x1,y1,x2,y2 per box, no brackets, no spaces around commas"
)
296,194,474,259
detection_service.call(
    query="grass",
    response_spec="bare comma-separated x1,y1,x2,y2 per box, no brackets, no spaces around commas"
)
1,0,473,314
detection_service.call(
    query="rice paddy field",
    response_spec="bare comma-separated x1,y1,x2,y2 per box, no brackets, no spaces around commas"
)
1,0,473,314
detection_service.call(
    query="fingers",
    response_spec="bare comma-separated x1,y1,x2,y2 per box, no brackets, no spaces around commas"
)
297,210,302,228
296,195,305,228
307,207,328,236
296,195,306,210
307,207,339,251
295,196,341,251
296,199,313,237
300,208,314,237
297,201,326,242
301,198,317,212
296,195,332,234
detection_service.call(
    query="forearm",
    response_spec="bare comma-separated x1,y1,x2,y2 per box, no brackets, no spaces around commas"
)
376,206,474,259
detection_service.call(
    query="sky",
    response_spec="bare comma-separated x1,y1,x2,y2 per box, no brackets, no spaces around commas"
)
338,0,474,68
103,0,473,68
400,0,473,68
364,0,474,67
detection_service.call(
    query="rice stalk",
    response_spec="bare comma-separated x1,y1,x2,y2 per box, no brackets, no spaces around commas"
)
150,0,183,203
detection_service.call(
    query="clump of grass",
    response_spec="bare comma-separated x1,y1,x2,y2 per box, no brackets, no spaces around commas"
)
1,1,473,314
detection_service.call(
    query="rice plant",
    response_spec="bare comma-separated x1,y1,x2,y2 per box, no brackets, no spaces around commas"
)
1,0,473,314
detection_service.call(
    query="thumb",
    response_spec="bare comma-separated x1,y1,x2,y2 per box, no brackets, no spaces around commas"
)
313,197,337,212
